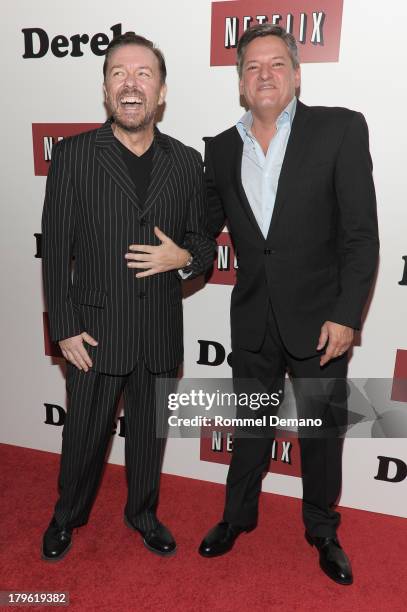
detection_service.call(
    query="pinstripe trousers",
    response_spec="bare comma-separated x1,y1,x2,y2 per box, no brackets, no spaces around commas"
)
53,361,176,533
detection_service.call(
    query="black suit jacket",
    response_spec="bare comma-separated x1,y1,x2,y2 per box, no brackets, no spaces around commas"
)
205,100,379,359
42,120,214,375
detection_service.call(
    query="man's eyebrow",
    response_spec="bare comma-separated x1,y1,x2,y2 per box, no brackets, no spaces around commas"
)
246,55,286,63
109,64,153,71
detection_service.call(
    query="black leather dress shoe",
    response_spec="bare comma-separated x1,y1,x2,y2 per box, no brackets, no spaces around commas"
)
42,518,73,562
199,521,255,558
305,532,353,585
124,515,176,556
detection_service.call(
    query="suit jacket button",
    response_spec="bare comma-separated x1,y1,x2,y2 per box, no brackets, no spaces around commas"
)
139,291,146,299
139,218,147,226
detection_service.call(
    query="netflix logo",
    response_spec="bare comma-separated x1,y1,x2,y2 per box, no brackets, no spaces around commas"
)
210,0,344,66
32,123,101,176
207,232,237,286
392,349,407,403
200,422,301,477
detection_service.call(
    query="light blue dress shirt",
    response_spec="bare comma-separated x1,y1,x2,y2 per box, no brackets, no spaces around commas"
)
236,96,297,238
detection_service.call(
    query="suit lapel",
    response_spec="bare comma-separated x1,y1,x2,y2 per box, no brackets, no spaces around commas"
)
142,128,173,218
95,121,174,217
266,100,312,239
95,119,143,213
232,129,265,241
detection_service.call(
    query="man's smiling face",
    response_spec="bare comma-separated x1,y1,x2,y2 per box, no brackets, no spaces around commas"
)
103,44,166,132
239,36,300,117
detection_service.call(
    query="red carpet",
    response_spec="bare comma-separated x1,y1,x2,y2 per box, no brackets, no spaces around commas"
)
0,443,406,611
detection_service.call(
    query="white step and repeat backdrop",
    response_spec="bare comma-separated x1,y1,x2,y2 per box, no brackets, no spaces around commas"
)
1,0,406,518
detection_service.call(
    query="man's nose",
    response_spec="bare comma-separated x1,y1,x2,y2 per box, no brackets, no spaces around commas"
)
258,65,271,80
124,73,137,87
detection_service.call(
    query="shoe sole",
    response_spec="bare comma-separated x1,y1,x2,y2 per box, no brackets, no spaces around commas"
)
41,541,72,562
305,532,353,585
124,516,177,557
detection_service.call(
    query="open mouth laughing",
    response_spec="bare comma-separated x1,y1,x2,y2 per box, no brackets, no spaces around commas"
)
118,91,145,111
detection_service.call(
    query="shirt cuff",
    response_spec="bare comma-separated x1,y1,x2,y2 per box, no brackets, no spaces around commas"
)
178,268,193,279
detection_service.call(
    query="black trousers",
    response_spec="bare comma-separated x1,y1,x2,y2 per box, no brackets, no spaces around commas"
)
223,304,348,537
53,360,176,533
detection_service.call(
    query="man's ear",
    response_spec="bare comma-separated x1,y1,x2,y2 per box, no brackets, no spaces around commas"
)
158,83,167,106
294,66,301,90
239,78,244,97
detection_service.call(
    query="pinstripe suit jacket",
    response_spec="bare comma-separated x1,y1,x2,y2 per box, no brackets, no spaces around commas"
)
42,119,214,375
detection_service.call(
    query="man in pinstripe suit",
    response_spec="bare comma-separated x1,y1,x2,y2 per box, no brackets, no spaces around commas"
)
41,32,214,561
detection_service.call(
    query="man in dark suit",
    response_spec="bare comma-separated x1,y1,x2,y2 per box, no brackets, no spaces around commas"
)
198,25,379,585
41,32,214,561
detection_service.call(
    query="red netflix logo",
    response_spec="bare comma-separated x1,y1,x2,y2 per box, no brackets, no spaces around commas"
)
210,0,344,66
392,349,407,403
207,232,237,286
32,123,101,176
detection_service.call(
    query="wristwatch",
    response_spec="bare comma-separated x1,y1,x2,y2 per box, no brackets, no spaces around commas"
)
182,252,194,272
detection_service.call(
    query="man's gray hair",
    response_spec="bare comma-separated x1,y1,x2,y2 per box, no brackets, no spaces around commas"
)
237,24,300,77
